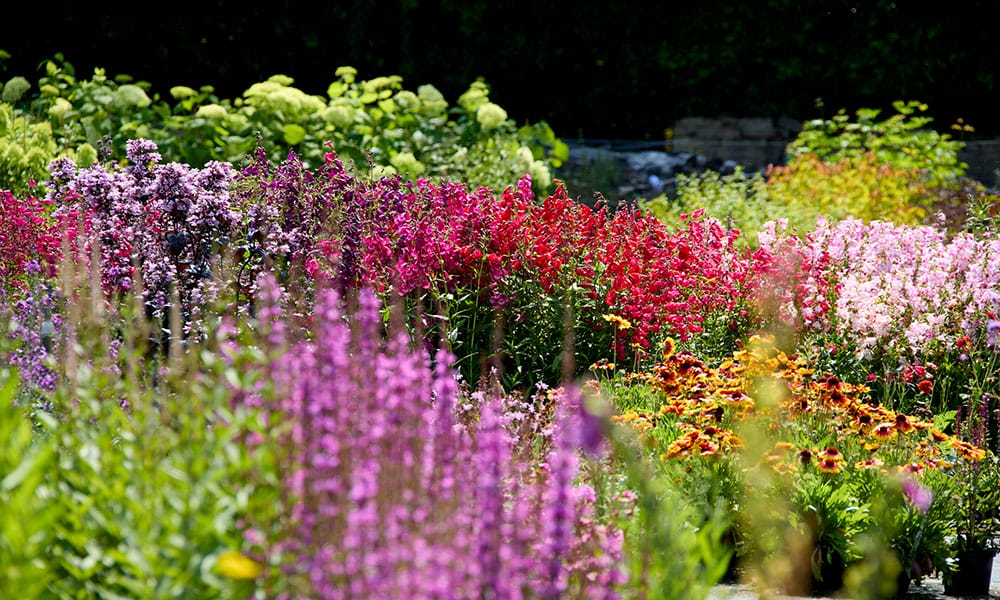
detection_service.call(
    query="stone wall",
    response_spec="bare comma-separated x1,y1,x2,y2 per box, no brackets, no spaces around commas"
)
670,116,1000,187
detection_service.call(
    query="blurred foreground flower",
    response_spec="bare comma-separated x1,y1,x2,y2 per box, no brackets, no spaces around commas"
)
216,550,262,580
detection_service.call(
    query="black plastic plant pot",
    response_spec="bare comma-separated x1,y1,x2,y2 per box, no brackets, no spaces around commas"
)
944,548,998,597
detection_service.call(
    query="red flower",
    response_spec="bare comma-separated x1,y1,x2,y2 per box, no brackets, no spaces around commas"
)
917,379,934,395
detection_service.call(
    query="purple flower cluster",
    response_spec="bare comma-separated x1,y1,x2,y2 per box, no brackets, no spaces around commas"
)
0,276,62,403
257,275,625,598
46,139,239,330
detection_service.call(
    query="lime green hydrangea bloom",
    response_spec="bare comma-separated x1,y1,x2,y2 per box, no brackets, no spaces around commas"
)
195,104,228,120
2,77,31,103
476,102,508,130
47,98,73,119
170,86,197,99
112,84,151,108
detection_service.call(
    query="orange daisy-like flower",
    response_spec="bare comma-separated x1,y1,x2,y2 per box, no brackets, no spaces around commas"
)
662,337,676,360
774,441,796,452
852,412,874,430
819,446,844,463
856,457,883,469
930,428,949,442
950,439,987,461
796,365,816,377
664,429,700,459
602,313,632,330
872,423,897,440
825,389,848,407
817,458,842,473
659,400,687,416
894,413,916,434
698,439,719,456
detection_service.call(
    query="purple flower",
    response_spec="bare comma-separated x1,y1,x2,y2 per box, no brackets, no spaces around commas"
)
987,319,1000,348
901,477,933,513
252,277,625,598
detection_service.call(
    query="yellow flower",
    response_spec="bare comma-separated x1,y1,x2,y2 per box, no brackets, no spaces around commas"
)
602,314,632,330
216,550,262,580
662,337,676,360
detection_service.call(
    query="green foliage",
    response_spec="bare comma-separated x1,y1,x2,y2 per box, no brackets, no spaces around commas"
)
642,153,934,244
6,55,562,196
790,473,870,583
0,103,95,197
787,100,968,188
763,152,931,226
641,168,772,245
21,286,270,599
605,423,732,599
0,369,57,598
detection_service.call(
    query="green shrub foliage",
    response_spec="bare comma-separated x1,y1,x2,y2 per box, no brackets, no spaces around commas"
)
2,56,567,197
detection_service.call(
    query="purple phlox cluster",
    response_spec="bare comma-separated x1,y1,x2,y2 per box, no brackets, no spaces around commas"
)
258,278,624,598
47,140,239,334
1,281,62,396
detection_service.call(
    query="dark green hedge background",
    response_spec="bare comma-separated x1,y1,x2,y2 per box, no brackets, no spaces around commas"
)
5,0,1000,140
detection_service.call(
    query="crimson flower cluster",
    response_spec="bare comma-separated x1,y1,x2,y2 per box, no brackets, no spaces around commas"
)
0,189,60,293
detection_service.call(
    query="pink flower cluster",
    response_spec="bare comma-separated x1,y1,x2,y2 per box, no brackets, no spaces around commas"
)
759,216,1000,357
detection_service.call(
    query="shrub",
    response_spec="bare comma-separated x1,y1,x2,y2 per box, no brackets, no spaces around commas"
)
641,152,933,244
787,100,968,188
762,152,932,227
6,56,566,196
0,102,97,198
